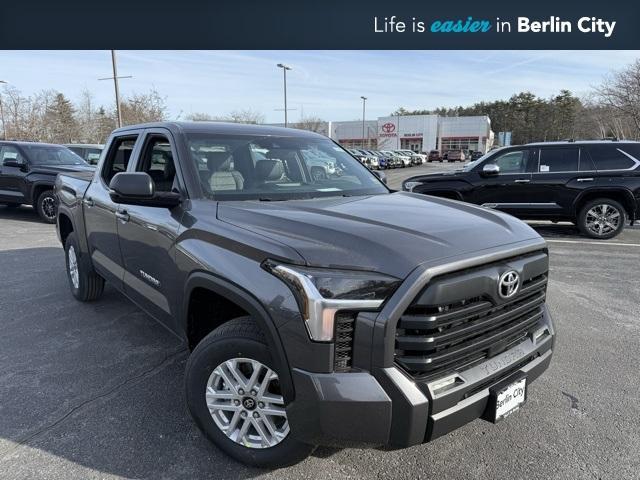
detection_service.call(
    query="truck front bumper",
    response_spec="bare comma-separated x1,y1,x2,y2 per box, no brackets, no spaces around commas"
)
286,306,554,448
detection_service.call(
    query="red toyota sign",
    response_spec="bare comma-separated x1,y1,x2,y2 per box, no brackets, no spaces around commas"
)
381,122,396,133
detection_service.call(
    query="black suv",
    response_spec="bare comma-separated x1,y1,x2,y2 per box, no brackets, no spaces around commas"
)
403,140,640,239
0,141,93,222
55,122,555,468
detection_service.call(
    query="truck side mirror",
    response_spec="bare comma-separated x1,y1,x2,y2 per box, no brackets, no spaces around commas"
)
481,164,500,176
109,172,181,208
3,157,26,169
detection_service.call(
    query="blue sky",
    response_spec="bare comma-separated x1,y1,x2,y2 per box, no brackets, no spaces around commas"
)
2,50,638,123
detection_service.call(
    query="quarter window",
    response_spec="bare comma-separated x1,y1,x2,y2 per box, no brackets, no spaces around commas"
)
101,136,137,184
538,148,579,173
586,145,636,171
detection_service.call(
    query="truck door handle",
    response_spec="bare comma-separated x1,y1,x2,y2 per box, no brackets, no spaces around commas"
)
577,178,594,182
514,179,530,183
83,197,94,207
115,211,130,223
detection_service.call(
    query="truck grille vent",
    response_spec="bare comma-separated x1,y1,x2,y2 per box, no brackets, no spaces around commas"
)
395,273,547,379
334,312,356,372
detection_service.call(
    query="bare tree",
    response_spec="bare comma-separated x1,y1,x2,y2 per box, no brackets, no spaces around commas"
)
595,59,640,139
293,116,326,133
120,88,167,126
185,112,216,121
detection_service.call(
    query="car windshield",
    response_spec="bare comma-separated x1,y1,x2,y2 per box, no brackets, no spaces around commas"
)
186,133,388,201
24,145,87,166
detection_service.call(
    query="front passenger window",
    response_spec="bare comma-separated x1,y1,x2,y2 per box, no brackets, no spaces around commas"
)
490,151,529,173
137,137,177,192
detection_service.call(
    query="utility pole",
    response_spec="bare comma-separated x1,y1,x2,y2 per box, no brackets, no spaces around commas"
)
360,96,367,149
99,50,132,128
0,80,6,140
277,63,292,127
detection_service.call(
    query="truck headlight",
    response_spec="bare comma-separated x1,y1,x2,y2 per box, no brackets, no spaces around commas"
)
403,181,422,192
264,261,400,342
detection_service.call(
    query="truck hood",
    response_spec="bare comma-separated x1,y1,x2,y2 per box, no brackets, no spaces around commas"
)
217,192,542,279
29,164,95,175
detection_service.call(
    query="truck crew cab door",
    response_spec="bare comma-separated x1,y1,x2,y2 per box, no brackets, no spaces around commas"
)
526,145,582,218
469,148,536,215
116,129,187,333
83,133,142,289
0,145,29,204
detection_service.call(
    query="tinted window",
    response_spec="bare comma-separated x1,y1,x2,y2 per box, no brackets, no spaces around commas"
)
489,150,529,173
579,149,596,171
587,145,636,170
21,145,86,166
102,137,137,184
137,136,176,192
85,148,102,165
0,146,24,164
539,148,579,172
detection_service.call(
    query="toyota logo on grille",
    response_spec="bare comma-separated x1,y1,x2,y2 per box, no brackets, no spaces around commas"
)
382,122,396,133
498,270,520,299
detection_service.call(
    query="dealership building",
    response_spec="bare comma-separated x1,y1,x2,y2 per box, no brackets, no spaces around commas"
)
326,114,494,153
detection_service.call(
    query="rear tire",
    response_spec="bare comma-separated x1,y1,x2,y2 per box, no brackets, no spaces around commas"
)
578,198,626,239
64,232,105,301
185,317,315,468
36,189,57,223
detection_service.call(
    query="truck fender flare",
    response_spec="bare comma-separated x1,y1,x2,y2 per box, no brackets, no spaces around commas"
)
573,187,637,218
29,179,56,204
182,271,294,401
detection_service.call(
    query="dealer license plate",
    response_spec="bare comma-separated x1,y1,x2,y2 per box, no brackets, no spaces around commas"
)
494,378,526,421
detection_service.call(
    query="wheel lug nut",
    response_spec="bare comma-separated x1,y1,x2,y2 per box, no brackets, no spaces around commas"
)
241,411,247,418
250,390,257,396
253,412,259,418
234,400,240,406
258,402,264,408
238,389,244,395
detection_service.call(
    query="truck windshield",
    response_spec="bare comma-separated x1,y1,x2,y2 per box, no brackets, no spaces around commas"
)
23,145,87,166
186,133,389,201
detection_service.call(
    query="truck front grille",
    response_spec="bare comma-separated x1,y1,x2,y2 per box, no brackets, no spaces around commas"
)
395,267,547,379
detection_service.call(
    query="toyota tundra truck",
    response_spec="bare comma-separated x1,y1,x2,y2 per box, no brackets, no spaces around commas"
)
55,122,555,468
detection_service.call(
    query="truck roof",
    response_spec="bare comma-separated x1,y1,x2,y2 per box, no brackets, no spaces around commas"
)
112,121,327,139
525,139,640,146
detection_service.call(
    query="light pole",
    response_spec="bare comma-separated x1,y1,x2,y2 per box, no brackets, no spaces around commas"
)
360,96,367,149
99,50,132,128
277,63,292,127
0,80,6,140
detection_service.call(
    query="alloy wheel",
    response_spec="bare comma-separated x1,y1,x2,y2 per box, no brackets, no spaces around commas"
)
42,196,57,221
68,245,79,289
205,358,289,449
585,203,621,237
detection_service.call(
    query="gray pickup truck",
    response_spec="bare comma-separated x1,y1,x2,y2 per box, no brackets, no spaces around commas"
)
55,122,555,468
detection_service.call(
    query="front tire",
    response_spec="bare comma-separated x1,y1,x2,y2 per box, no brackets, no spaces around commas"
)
578,198,626,239
185,317,315,468
36,189,57,223
64,232,105,301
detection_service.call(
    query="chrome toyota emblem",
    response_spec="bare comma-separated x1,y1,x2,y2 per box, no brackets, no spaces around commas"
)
498,270,520,299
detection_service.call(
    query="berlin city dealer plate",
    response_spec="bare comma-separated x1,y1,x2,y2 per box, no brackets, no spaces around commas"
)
494,378,527,422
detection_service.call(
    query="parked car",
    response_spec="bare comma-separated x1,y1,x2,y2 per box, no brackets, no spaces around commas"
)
301,149,338,179
396,149,426,165
382,150,411,167
470,150,484,161
442,151,449,161
354,149,381,170
402,140,640,239
374,150,397,168
0,141,93,222
64,144,104,165
348,148,368,164
55,121,555,468
427,150,442,162
447,149,466,162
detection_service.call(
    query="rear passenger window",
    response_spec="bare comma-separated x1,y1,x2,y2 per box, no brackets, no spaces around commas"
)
587,145,636,170
101,137,137,184
539,148,578,172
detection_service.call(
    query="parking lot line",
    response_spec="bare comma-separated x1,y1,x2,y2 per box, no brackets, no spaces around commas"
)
545,239,640,247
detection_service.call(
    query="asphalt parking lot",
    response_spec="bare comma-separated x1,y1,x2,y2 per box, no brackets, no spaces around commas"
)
1,173,639,479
